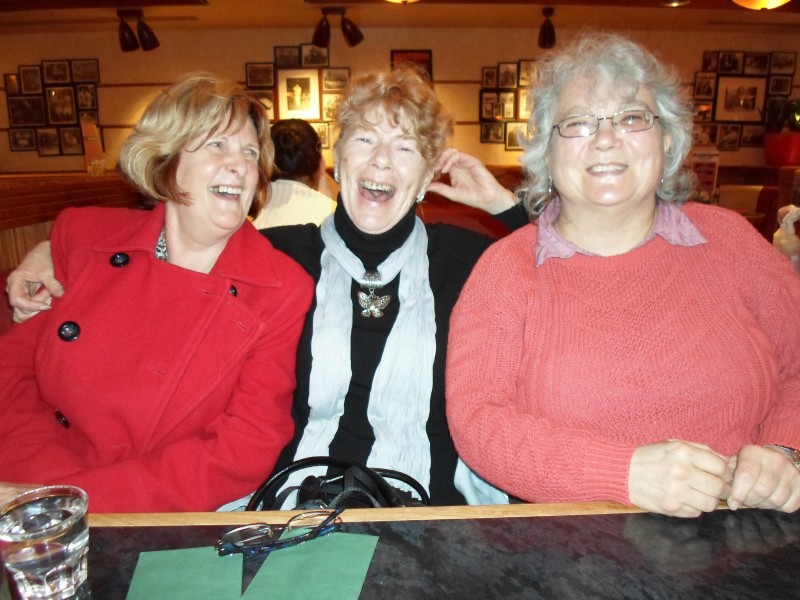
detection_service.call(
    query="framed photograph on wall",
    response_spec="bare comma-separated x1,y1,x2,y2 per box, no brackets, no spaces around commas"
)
713,76,766,123
19,65,42,94
301,44,329,67
277,69,320,121
70,59,99,83
60,127,84,155
246,63,274,89
248,90,274,120
322,68,349,92
76,84,97,110
717,51,744,75
8,96,46,126
693,123,719,146
718,123,741,151
36,127,60,156
693,72,716,100
517,87,533,121
42,60,71,84
768,75,793,96
744,52,770,76
4,73,20,95
80,110,99,125
499,91,516,120
504,122,526,151
517,60,537,87
770,52,796,75
313,122,330,149
391,50,433,81
701,51,719,73
480,121,504,143
274,46,301,69
322,92,340,121
46,86,77,124
8,128,36,151
497,62,518,89
740,124,765,147
481,66,497,88
693,101,713,122
480,90,498,121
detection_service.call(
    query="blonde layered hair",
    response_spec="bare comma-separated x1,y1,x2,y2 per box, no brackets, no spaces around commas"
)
118,72,274,218
333,66,453,167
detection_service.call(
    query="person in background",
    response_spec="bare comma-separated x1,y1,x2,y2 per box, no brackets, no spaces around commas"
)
252,118,336,228
0,73,313,512
4,66,528,507
446,33,800,517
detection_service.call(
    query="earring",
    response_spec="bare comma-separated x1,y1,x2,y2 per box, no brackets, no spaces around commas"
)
334,166,340,183
547,177,554,199
416,191,426,203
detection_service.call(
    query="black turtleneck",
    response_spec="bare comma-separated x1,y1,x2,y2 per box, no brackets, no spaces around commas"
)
261,201,528,505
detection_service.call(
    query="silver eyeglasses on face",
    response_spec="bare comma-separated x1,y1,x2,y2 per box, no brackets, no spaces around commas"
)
553,109,659,138
215,506,344,557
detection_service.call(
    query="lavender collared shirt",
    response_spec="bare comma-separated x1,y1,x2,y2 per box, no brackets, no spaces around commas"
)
535,197,707,266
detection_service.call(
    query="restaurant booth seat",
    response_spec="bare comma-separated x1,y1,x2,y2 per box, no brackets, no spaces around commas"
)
717,184,780,240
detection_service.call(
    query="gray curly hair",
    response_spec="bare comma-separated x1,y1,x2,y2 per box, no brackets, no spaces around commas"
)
519,32,694,218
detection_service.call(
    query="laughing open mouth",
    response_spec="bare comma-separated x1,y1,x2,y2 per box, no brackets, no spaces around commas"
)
208,185,243,198
359,180,395,200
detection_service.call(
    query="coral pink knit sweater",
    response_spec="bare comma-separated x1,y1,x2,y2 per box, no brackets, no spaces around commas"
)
446,202,800,505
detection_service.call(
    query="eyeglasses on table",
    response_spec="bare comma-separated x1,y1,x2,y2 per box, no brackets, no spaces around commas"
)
215,505,345,557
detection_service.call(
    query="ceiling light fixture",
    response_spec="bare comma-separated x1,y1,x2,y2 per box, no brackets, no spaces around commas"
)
117,9,160,52
731,0,791,8
312,7,364,48
660,1,690,6
538,7,556,50
384,0,421,4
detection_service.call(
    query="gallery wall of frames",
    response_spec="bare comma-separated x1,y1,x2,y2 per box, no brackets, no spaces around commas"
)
692,50,796,152
243,44,432,151
477,59,536,152
4,59,100,157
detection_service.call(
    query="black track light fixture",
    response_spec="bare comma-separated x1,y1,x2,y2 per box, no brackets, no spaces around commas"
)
538,7,556,50
312,7,364,48
117,9,160,52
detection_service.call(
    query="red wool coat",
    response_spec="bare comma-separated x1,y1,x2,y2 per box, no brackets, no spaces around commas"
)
0,203,313,512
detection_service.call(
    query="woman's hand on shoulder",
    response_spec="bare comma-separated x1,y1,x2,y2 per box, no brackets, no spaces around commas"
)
727,445,800,513
426,147,516,215
6,241,63,323
628,439,732,518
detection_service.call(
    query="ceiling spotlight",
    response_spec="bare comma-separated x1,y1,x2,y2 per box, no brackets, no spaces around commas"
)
117,9,160,53
311,7,364,48
731,0,791,8
660,0,690,6
384,0,421,3
538,7,556,50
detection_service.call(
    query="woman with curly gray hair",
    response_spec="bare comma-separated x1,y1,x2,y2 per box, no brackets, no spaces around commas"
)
447,33,800,517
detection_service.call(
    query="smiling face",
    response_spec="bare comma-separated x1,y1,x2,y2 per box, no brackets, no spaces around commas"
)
335,107,434,235
171,118,261,241
547,79,667,218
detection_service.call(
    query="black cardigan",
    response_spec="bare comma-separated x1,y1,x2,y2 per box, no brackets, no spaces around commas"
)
262,203,527,505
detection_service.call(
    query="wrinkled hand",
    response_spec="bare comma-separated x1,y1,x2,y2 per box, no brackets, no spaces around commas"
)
426,147,516,215
6,241,62,324
727,445,800,512
629,440,732,518
0,482,40,506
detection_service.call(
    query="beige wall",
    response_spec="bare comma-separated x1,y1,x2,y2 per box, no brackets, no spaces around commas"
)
1,25,798,173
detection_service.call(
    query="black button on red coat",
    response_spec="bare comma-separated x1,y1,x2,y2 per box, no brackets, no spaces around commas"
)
54,411,70,428
57,321,80,342
109,252,130,267
229,285,238,297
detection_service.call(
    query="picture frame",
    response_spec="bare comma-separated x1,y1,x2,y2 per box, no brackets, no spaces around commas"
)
246,63,274,89
42,60,71,84
744,52,770,76
504,122,526,151
70,59,99,83
321,68,350,92
274,45,301,69
517,87,534,121
517,60,537,88
45,86,77,124
19,65,42,94
481,66,497,88
8,128,36,151
60,126,84,155
76,84,97,110
391,50,433,82
499,90,516,120
301,44,329,67
739,124,765,148
693,100,713,122
480,90,498,121
277,68,320,121
36,127,60,156
497,62,518,89
313,121,330,150
717,51,744,75
765,96,787,125
248,90,274,120
480,121,504,144
768,75,793,96
7,96,46,126
713,76,766,123
770,52,796,75
718,123,741,151
79,111,99,125
322,92,341,121
701,50,719,73
693,123,719,146
693,72,716,100
4,73,20,95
